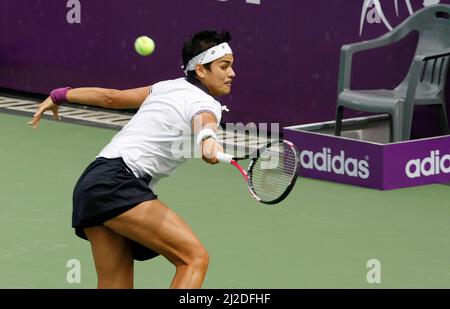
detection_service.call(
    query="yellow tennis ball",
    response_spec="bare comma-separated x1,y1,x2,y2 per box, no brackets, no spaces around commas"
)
134,36,155,56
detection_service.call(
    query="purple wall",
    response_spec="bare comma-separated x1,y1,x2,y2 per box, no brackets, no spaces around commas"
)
0,0,449,130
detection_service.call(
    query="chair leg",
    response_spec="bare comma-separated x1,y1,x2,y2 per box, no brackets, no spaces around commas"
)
392,104,411,142
335,106,343,136
392,113,403,142
388,114,393,143
400,105,414,141
437,104,450,135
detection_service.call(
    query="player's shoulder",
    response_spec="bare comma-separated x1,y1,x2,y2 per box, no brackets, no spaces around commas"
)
152,78,219,106
151,78,181,90
152,78,195,93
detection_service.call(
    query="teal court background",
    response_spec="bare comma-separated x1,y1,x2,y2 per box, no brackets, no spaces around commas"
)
1,112,450,288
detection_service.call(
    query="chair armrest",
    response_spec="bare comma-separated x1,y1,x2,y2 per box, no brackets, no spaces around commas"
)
337,26,415,93
342,34,398,55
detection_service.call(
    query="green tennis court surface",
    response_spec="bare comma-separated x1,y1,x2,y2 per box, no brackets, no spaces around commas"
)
1,112,450,288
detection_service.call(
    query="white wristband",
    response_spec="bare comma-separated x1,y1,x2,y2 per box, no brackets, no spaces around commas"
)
196,128,217,147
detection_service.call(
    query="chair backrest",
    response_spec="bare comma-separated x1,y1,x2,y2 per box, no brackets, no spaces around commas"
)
394,5,450,98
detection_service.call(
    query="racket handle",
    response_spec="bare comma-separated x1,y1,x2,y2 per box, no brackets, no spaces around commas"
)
216,152,233,163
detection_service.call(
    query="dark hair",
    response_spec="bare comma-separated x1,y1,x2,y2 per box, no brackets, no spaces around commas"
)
182,30,232,78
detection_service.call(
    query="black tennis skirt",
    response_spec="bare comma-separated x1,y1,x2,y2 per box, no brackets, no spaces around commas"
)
72,157,159,261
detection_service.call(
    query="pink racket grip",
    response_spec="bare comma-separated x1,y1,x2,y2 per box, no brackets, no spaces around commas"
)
216,152,233,163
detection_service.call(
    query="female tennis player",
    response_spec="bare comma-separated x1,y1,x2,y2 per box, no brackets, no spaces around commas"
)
28,30,235,289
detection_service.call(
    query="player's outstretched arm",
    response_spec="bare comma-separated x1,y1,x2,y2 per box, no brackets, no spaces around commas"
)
28,86,151,129
66,86,151,109
192,112,223,165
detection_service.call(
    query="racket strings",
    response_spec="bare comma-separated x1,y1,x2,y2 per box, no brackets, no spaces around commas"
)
251,170,293,195
249,143,298,202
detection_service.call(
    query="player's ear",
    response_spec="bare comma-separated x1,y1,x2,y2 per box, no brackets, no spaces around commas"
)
195,64,206,79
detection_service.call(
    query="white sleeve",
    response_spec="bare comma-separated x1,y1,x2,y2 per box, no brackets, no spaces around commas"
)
188,101,222,127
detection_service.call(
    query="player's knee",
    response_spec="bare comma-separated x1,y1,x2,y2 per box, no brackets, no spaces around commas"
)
186,246,209,272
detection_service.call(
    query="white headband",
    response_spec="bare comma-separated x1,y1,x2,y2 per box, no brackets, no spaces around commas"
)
183,42,233,75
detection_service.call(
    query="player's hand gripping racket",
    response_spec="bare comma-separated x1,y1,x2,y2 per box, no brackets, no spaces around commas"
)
216,140,300,204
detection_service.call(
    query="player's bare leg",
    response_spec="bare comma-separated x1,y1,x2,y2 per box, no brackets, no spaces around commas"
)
104,200,209,288
84,226,134,288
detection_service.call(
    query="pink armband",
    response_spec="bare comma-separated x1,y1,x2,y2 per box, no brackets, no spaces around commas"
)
50,87,71,105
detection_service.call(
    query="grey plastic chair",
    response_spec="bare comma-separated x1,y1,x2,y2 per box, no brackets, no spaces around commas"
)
335,4,450,142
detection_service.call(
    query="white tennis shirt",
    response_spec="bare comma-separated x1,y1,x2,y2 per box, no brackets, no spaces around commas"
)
98,78,223,189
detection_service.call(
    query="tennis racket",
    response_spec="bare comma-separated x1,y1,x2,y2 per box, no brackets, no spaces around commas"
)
216,140,300,205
